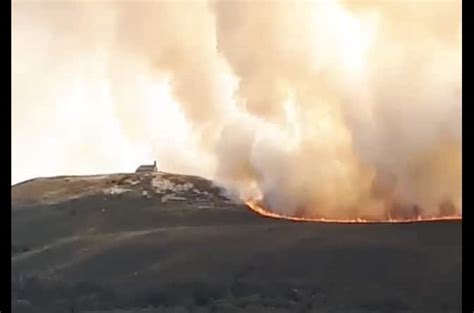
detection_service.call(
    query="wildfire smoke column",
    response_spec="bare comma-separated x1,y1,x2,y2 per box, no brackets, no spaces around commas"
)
211,0,461,220
12,0,461,221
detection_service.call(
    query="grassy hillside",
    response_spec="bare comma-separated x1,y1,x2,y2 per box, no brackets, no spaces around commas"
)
11,172,461,313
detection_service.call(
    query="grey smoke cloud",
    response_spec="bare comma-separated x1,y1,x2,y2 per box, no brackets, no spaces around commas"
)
12,0,461,219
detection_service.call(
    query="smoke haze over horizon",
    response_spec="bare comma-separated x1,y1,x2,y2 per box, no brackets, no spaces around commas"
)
12,0,461,219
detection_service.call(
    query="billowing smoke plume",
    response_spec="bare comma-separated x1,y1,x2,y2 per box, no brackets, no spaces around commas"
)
12,0,461,219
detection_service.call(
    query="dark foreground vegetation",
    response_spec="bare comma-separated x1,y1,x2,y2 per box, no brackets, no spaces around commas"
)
12,173,461,313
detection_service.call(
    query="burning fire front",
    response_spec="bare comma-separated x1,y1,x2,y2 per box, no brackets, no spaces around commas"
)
245,200,461,224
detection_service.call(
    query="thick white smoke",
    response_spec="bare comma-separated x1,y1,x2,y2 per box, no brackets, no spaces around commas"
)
12,0,461,219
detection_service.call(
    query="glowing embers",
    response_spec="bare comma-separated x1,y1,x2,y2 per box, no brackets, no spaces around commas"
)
245,200,461,224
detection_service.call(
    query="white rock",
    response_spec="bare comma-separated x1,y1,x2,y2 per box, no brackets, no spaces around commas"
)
104,186,130,195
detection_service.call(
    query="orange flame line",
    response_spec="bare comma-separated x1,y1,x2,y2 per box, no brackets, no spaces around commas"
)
245,200,462,224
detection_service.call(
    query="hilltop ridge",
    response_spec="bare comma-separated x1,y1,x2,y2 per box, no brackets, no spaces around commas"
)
12,171,237,208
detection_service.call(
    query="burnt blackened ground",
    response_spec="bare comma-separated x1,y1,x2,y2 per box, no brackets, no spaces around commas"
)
12,174,461,313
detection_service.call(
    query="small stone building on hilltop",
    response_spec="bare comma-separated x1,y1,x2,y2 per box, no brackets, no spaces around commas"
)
135,161,157,173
